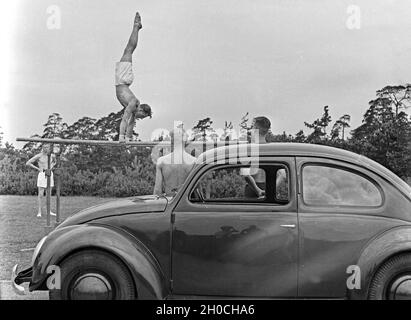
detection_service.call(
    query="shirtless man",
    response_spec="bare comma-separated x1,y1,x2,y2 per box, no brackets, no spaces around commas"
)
116,12,152,142
26,145,56,217
153,128,197,196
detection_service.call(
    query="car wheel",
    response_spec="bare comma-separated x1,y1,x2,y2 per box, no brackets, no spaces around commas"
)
49,249,136,300
368,253,411,300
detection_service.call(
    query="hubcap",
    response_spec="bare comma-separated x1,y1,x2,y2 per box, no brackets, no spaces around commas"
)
388,275,411,300
70,273,113,300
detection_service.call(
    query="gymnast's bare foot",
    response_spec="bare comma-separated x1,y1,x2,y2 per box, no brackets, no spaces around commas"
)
134,12,142,29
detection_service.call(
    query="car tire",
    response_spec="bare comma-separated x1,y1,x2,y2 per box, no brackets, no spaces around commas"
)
368,253,411,300
49,249,136,300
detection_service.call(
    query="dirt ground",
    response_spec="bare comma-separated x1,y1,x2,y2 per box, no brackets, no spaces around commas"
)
0,195,115,300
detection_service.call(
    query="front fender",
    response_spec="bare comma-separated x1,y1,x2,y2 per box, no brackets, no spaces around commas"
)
349,226,411,300
30,224,168,299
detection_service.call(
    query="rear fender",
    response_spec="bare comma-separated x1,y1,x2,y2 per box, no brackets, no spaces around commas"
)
348,226,411,300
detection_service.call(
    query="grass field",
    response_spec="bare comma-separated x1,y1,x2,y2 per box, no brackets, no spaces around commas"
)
0,195,115,299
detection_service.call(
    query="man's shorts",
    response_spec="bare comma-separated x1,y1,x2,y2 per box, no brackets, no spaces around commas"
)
37,171,54,188
115,61,134,86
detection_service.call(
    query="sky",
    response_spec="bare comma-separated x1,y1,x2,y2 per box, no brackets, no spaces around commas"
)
1,0,411,147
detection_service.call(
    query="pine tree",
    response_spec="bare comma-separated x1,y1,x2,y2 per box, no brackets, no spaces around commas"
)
192,117,214,141
42,113,68,138
304,106,332,143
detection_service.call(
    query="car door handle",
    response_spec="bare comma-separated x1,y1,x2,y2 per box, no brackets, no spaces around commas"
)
280,224,296,228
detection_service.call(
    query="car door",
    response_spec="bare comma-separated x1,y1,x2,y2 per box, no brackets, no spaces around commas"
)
171,157,298,298
296,157,407,298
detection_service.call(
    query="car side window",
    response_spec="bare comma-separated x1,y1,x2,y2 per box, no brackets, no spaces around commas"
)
189,165,290,205
276,168,289,202
302,165,383,207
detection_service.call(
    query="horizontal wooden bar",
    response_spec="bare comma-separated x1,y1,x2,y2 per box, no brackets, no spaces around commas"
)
16,137,247,147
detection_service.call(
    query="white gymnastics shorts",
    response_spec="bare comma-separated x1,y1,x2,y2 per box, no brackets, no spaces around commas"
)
115,61,134,86
37,171,54,188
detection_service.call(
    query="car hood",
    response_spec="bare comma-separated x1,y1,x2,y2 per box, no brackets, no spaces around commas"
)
58,195,168,228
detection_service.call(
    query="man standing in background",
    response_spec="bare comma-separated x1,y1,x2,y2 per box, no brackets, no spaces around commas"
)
241,116,272,198
26,145,56,217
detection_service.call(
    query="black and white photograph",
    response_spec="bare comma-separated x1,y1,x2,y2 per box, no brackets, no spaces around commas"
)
0,0,410,305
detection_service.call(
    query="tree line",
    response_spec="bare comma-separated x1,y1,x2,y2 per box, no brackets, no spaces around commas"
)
0,84,409,196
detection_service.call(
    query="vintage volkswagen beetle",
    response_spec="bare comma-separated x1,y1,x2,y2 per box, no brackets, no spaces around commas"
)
12,143,411,299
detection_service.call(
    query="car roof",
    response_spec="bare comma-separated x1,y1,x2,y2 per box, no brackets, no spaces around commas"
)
195,142,411,198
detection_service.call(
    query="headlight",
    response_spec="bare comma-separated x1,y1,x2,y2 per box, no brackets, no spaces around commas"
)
31,236,47,265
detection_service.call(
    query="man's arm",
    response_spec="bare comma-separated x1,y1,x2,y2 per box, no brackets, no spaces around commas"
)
119,101,138,141
26,154,42,171
153,162,164,196
126,112,136,139
244,175,265,197
240,168,265,197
